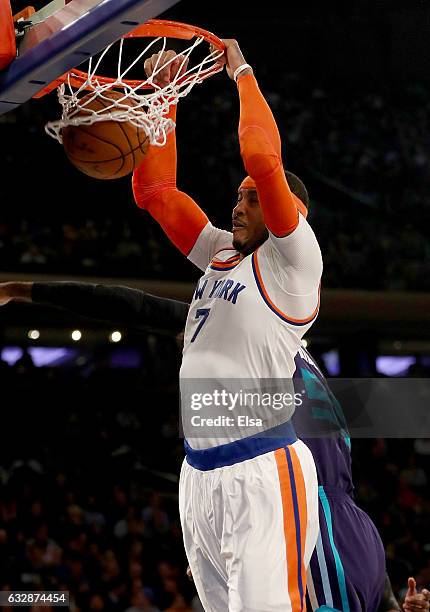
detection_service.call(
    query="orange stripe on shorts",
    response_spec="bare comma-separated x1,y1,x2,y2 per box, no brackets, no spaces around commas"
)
275,446,308,611
288,445,308,610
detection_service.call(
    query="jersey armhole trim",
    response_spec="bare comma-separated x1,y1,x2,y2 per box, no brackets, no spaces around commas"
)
209,251,241,271
251,249,320,326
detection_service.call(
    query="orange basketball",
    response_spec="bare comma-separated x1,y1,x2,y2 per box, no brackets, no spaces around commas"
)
62,90,149,180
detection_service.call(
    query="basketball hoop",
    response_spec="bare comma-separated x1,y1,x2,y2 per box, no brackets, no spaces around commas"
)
42,19,225,147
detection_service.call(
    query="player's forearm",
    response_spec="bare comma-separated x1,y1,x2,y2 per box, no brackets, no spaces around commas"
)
237,74,299,236
382,604,401,612
137,187,209,255
132,104,208,255
140,292,189,332
133,103,177,205
32,282,189,333
378,575,401,612
32,281,133,322
237,73,281,157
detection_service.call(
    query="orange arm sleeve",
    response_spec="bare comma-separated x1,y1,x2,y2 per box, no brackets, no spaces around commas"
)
237,74,299,237
132,105,208,256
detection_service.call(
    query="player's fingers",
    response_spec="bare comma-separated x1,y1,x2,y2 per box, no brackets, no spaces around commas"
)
422,590,430,601
149,53,164,85
144,57,153,79
156,50,177,85
171,54,189,80
144,54,160,80
404,596,429,610
408,578,418,597
145,52,171,86
209,43,226,65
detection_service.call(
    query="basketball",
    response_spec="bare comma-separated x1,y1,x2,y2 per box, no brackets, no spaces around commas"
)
62,90,149,180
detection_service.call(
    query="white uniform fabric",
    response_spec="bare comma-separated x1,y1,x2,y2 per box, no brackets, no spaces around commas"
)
179,439,319,612
179,214,322,611
181,215,323,448
183,215,321,381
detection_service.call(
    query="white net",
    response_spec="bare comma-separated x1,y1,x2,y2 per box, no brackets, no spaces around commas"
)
45,34,224,146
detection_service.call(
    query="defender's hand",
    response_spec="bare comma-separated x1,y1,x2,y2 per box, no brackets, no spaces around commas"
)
144,50,189,87
0,282,32,305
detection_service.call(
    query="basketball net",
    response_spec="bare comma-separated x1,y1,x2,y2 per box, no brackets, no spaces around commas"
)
45,34,224,146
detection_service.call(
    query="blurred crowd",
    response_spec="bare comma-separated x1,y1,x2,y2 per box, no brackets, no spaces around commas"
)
0,343,196,611
0,218,176,280
1,75,429,290
354,437,430,598
272,76,430,291
0,347,430,608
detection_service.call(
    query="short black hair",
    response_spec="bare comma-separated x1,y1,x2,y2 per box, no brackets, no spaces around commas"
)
285,171,309,209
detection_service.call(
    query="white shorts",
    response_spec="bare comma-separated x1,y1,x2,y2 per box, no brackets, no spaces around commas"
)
179,436,319,612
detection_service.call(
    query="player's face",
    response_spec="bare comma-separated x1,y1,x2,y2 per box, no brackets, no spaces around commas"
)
232,188,269,256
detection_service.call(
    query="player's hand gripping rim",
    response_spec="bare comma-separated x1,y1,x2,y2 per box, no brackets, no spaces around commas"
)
209,39,253,81
144,50,190,87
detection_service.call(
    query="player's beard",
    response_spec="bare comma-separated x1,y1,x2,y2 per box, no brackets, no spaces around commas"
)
233,226,269,256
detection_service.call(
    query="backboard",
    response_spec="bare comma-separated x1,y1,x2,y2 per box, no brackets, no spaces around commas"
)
0,0,181,114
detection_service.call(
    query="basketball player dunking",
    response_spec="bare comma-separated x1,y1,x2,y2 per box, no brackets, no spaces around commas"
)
132,39,323,611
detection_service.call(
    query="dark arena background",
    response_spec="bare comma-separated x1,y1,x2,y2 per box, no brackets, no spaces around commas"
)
1,0,430,609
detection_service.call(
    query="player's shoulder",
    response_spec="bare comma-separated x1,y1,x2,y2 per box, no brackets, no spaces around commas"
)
203,223,234,245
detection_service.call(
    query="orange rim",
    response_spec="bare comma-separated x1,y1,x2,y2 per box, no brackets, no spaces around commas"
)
34,19,225,98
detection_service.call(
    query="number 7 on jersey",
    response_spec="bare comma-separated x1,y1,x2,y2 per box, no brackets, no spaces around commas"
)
191,308,211,342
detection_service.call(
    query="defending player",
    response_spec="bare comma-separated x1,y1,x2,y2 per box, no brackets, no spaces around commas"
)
133,39,323,611
293,345,385,610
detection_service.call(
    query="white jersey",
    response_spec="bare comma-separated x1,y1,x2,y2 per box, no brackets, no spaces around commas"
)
180,214,323,448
